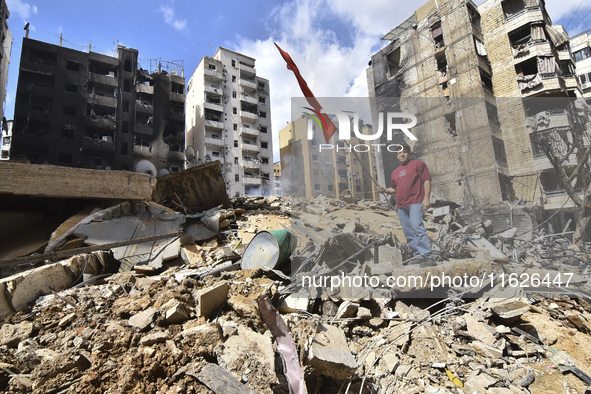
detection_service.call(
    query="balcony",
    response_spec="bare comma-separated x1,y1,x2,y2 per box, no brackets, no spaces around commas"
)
133,144,153,158
504,7,544,33
82,136,115,153
169,111,184,122
240,93,258,105
85,115,116,130
168,150,185,161
204,68,223,81
241,127,259,137
242,143,260,153
135,101,153,114
205,84,223,95
87,93,117,108
243,175,262,185
205,136,224,147
239,62,256,77
240,110,258,121
563,75,581,91
243,160,260,170
205,101,224,113
557,49,574,63
526,110,573,133
135,123,153,136
240,78,257,91
171,92,185,103
544,189,581,210
204,119,224,129
88,73,118,87
136,84,154,95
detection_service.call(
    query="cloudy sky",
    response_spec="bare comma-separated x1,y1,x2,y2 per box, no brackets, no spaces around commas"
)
4,0,591,161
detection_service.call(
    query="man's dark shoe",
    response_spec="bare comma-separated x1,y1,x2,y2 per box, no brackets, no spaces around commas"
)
419,257,436,267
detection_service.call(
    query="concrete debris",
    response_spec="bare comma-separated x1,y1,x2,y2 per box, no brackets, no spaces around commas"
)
0,195,590,392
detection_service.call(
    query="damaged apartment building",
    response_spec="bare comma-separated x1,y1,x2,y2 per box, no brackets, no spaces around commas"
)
10,37,186,175
186,47,274,197
367,0,590,236
279,116,379,200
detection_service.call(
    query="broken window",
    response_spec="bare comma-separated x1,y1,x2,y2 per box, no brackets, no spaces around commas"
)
233,107,237,114
386,47,401,78
468,5,481,32
212,151,220,158
259,111,267,118
124,60,131,72
435,51,447,75
486,101,500,126
234,157,239,164
65,83,77,93
261,141,268,149
260,126,267,134
63,106,76,116
233,123,238,130
231,60,236,67
258,82,266,90
431,23,445,49
502,0,525,19
314,183,320,191
61,127,75,139
261,157,269,164
208,64,216,70
235,174,239,182
67,60,80,71
232,75,236,82
234,140,238,147
445,113,457,137
492,136,507,164
259,96,266,103
480,71,493,91
171,82,184,94
232,91,237,98
124,80,131,92
474,37,488,58
574,47,591,62
29,48,57,65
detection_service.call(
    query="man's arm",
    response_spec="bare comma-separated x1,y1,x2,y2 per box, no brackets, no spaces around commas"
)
377,185,396,195
422,180,431,210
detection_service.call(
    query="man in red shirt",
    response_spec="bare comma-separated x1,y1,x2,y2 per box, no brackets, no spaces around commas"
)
377,143,434,266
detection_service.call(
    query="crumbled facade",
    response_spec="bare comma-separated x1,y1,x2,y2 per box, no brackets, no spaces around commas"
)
10,38,185,175
367,0,589,234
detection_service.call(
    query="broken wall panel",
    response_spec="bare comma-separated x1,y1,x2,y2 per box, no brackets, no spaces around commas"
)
152,161,231,211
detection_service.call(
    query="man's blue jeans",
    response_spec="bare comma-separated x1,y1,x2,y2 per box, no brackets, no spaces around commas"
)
397,203,432,258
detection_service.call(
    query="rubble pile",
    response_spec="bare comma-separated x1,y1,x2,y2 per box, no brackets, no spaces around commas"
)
1,195,591,393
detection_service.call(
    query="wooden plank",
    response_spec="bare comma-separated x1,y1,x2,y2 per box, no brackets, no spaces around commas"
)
0,162,156,200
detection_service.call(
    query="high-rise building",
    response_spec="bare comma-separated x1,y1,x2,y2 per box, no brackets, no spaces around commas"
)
274,162,282,196
279,116,379,200
186,47,274,197
367,0,588,233
10,37,185,175
0,0,12,128
571,31,591,97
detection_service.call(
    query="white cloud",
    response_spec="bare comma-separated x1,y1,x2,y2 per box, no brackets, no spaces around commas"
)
159,6,187,32
233,0,415,160
6,0,37,20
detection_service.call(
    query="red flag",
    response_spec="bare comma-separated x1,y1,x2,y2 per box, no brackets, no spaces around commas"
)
274,43,337,143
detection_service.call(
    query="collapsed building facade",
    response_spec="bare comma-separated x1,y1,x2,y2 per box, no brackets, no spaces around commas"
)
10,37,186,175
186,47,274,197
367,0,590,237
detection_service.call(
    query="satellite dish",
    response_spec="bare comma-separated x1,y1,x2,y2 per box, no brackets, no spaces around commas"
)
134,159,157,176
185,145,197,162
158,168,170,177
